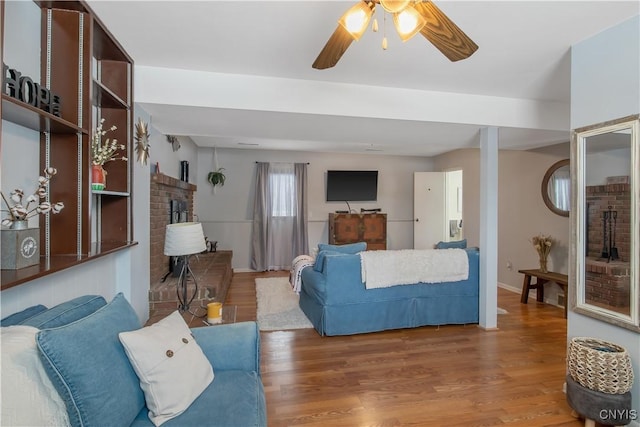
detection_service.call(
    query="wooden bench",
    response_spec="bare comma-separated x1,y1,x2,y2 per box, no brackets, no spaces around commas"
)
518,269,569,318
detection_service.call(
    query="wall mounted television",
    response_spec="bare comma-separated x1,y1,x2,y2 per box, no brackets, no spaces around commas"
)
326,170,378,202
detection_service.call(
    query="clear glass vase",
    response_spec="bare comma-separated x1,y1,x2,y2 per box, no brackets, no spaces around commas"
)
539,255,548,273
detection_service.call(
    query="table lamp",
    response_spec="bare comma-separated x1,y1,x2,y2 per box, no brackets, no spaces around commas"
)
164,222,207,312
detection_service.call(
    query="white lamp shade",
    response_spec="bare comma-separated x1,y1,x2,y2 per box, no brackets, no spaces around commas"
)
164,222,207,256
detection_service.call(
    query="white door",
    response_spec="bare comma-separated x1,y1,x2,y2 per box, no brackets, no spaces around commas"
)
445,169,464,241
414,172,446,249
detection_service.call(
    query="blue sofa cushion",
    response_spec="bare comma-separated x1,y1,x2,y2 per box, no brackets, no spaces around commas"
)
435,239,467,249
130,370,267,427
20,295,107,329
313,250,345,272
318,242,367,254
0,304,48,326
191,322,261,372
36,293,145,427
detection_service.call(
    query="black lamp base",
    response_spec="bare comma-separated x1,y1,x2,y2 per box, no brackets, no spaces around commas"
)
176,255,198,314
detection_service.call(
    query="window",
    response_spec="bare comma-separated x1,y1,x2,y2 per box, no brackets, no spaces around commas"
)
269,163,296,217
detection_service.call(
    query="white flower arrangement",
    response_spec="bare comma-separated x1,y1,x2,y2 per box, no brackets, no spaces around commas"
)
1,167,64,228
92,118,128,166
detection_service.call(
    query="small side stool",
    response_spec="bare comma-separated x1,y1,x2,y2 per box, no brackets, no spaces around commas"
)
566,375,633,427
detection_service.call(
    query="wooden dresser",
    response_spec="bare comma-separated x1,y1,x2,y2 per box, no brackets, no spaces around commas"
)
328,213,387,250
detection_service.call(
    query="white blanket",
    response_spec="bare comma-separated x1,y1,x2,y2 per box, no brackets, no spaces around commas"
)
360,249,469,289
289,255,315,294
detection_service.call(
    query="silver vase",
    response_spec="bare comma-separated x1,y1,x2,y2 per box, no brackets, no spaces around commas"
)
11,220,28,230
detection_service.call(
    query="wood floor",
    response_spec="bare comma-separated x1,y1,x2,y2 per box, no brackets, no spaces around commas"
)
225,271,585,427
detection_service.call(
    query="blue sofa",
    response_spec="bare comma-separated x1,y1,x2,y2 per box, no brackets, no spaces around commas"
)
299,248,479,336
1,294,267,427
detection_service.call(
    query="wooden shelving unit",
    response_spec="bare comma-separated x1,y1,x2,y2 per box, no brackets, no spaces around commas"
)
1,1,135,290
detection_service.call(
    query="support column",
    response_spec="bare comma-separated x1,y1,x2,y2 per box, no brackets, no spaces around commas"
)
479,127,498,330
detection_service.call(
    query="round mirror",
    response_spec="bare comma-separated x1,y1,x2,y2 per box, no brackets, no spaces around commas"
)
542,159,570,217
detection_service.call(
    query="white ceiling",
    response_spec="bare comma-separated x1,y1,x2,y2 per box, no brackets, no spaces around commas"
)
86,1,639,157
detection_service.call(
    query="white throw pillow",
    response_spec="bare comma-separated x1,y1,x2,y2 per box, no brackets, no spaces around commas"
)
118,311,214,426
1,325,71,427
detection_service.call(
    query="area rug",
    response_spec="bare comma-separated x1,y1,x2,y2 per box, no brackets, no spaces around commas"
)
255,277,313,331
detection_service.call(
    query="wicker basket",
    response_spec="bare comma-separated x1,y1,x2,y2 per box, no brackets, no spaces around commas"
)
567,337,634,394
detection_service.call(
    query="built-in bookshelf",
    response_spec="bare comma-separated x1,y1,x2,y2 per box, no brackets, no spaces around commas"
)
1,1,135,290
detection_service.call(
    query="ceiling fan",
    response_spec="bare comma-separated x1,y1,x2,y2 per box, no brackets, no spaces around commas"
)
312,0,478,69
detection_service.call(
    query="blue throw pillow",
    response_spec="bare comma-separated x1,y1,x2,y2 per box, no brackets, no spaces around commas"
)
36,293,145,427
435,239,467,249
317,242,366,254
0,304,48,326
21,295,107,329
313,250,345,272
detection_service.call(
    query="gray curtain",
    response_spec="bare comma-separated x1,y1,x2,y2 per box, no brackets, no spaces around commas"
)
250,162,309,271
293,163,309,257
250,163,270,271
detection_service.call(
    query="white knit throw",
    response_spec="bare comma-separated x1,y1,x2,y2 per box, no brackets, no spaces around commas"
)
360,249,469,289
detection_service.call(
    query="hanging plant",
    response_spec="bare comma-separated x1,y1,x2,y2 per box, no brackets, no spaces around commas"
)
207,168,226,187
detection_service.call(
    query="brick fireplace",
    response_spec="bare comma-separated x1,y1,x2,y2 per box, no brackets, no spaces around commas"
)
149,173,196,284
147,173,234,320
584,183,631,313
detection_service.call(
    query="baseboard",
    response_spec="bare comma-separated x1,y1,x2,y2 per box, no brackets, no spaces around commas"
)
477,324,500,332
498,282,520,293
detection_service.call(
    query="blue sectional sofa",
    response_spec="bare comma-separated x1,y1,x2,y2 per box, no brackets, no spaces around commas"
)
299,248,480,336
1,294,267,427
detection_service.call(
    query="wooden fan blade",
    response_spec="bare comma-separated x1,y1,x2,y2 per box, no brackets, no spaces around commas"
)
414,1,478,62
312,25,355,69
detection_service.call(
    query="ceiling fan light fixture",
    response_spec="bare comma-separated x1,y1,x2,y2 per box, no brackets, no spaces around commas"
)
338,2,374,41
379,0,411,14
393,5,426,41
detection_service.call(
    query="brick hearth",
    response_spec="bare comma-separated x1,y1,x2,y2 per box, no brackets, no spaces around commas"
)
148,251,233,324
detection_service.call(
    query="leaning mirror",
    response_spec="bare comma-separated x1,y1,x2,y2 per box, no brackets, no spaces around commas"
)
570,115,639,332
542,159,570,217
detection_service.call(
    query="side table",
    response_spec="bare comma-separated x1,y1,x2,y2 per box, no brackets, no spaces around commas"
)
518,269,569,318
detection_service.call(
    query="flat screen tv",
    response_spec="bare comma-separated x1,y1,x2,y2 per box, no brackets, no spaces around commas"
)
326,170,378,202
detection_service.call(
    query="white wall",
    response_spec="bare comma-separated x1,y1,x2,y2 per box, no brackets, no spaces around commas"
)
586,148,631,186
195,147,433,270
1,122,41,229
128,106,152,321
148,131,199,186
570,15,640,423
434,147,571,304
3,1,40,79
1,2,42,228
